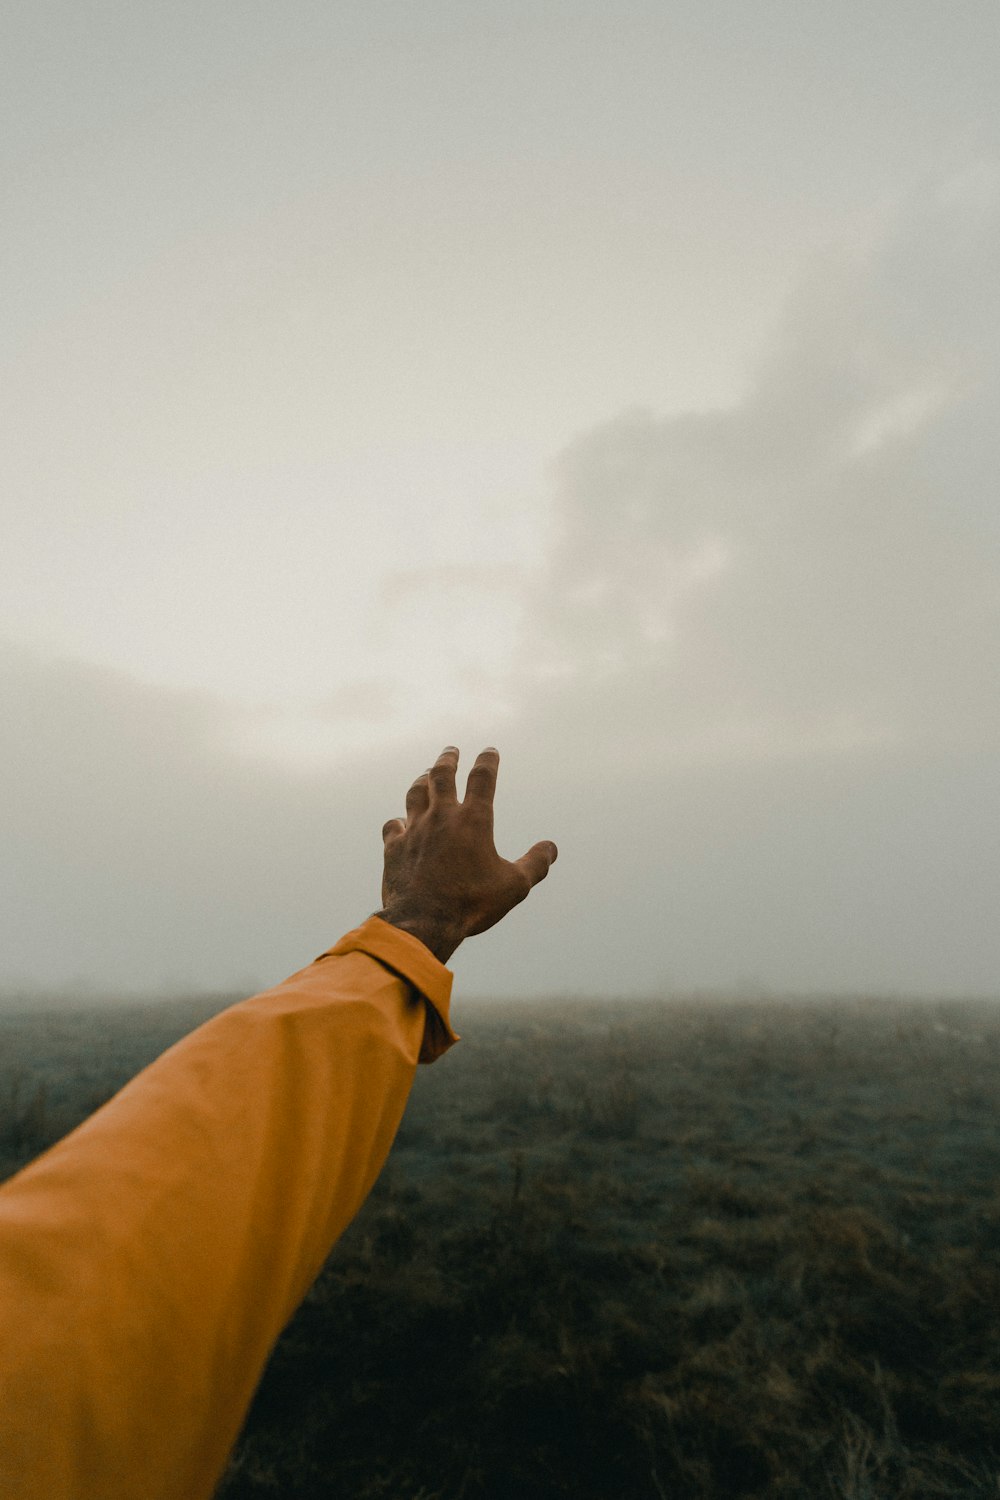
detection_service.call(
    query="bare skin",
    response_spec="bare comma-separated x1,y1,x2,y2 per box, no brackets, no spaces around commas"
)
375,745,558,964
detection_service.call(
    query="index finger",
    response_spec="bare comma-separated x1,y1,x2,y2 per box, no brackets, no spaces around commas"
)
427,745,460,805
463,746,499,808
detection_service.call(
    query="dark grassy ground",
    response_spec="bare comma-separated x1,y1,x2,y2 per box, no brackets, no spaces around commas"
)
2,992,999,1497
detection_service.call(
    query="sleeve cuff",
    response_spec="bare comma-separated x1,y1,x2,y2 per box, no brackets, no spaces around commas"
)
316,916,459,1063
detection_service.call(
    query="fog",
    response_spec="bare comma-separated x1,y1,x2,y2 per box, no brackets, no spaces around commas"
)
3,168,998,1001
2,6,998,1002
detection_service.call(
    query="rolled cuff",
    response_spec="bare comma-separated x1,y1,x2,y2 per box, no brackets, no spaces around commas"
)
316,916,459,1063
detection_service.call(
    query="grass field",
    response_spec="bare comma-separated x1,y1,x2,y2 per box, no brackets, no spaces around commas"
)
2,991,999,1498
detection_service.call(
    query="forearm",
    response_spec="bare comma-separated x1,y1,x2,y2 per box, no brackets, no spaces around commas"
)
0,918,456,1500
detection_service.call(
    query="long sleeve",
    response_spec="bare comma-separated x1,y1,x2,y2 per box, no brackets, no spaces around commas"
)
0,916,458,1500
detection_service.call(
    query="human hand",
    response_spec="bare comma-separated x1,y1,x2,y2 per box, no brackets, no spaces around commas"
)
376,746,558,964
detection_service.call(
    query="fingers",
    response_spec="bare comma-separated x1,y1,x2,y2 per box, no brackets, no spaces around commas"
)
427,745,460,804
514,839,558,888
382,818,405,844
463,746,499,809
405,771,430,821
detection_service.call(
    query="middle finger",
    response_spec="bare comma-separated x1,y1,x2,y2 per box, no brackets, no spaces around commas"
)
427,745,460,805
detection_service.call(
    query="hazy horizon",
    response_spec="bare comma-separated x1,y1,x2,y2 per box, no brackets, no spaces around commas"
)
3,3,998,1001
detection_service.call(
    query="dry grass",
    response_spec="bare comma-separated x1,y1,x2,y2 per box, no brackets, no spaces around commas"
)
3,991,999,1497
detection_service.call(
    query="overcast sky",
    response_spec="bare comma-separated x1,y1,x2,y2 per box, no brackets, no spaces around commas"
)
2,2,998,1000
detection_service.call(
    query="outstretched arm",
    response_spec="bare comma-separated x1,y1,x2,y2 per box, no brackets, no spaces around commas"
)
0,746,556,1500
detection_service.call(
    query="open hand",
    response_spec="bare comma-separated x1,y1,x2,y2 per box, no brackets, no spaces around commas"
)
377,746,558,963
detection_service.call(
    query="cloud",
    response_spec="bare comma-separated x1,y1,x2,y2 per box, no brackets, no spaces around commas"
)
3,165,999,1001
233,678,401,767
439,162,1000,1000
507,163,1000,773
379,563,525,602
312,679,397,723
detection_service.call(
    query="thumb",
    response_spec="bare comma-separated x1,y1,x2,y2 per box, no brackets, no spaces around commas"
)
514,840,558,888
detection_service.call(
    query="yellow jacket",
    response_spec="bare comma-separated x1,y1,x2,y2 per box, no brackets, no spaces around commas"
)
0,916,457,1499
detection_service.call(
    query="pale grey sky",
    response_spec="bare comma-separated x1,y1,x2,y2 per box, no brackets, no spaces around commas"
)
2,3,998,998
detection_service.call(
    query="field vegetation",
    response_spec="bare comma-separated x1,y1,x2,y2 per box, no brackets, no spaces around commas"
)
2,990,999,1498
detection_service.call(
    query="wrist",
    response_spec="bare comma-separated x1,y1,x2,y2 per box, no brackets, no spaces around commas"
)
373,904,464,965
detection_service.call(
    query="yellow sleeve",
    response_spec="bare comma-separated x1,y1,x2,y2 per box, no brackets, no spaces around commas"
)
0,916,457,1500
